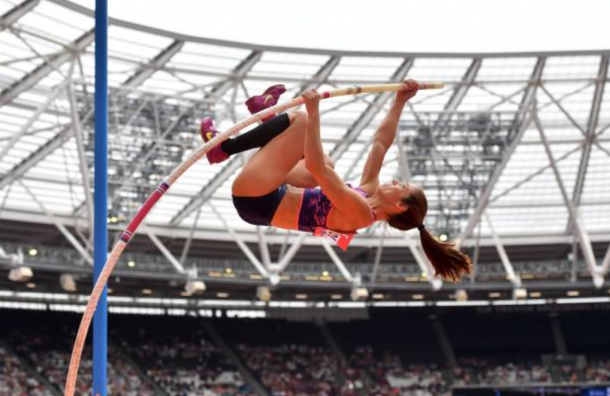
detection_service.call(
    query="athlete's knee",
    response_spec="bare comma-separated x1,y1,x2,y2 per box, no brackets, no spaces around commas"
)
288,110,307,126
324,154,335,169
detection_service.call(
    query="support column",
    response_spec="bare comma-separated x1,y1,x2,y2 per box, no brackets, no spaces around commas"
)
202,321,271,396
430,314,458,368
457,58,546,249
549,313,568,355
315,319,349,366
93,0,108,395
315,319,374,390
485,213,520,287
108,340,170,396
0,0,40,33
534,113,601,287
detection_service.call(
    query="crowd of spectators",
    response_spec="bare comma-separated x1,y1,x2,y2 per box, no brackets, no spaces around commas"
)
0,345,53,396
348,351,559,396
476,362,551,385
458,358,552,385
2,312,610,396
12,331,155,396
584,359,610,383
348,347,447,396
120,329,254,396
556,361,581,383
238,344,343,396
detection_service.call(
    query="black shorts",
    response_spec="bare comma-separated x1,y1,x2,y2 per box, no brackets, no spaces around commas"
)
232,184,287,226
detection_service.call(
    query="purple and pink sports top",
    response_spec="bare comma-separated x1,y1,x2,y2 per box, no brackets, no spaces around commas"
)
297,185,376,233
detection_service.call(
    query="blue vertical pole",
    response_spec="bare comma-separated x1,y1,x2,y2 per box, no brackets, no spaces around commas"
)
93,0,108,395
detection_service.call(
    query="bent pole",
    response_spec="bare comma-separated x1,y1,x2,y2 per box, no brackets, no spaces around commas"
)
63,81,443,396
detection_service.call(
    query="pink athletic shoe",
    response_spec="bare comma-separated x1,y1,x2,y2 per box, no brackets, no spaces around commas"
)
200,117,229,165
245,84,286,122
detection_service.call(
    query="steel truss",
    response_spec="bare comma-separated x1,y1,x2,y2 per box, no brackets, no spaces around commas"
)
0,0,609,294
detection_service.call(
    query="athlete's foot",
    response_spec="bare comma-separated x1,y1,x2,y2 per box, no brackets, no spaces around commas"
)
200,117,229,164
245,84,286,122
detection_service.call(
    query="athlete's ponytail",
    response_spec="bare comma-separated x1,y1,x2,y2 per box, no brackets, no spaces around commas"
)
387,189,472,282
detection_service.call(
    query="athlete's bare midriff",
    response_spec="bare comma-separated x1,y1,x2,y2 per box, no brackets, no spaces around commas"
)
270,185,303,230
270,184,368,233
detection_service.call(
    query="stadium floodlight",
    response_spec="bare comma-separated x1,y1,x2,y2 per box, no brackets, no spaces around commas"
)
256,286,271,302
455,289,468,301
268,273,281,286
8,267,33,282
593,274,604,289
351,287,369,301
60,274,77,292
513,288,528,300
431,279,443,291
185,280,206,296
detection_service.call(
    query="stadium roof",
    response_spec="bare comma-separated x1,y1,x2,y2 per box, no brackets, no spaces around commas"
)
0,0,609,294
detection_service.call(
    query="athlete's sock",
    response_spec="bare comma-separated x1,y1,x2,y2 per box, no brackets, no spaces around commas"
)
221,113,291,156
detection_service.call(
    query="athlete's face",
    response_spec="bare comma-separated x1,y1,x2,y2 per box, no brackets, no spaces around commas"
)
379,180,420,211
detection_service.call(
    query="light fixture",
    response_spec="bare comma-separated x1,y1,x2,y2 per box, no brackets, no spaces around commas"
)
225,268,233,274
8,267,33,282
567,290,580,297
322,271,330,277
185,280,206,295
513,288,528,300
26,283,36,289
330,294,342,300
351,287,369,301
439,234,448,242
529,291,542,298
256,286,271,302
28,248,38,257
217,292,229,298
372,293,384,300
269,273,281,286
295,294,308,300
455,289,468,301
488,292,501,298
127,261,135,268
142,289,153,295
412,294,424,300
60,274,77,292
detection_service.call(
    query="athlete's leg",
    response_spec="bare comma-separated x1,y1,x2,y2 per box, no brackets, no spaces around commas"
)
201,112,294,164
232,111,310,197
285,154,334,188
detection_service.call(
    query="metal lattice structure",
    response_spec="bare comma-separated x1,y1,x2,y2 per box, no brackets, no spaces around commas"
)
1,0,610,298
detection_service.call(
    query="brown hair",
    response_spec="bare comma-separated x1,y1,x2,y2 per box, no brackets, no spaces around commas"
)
387,188,472,283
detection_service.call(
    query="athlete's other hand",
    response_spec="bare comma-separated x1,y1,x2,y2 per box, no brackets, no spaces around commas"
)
302,89,320,115
395,79,418,104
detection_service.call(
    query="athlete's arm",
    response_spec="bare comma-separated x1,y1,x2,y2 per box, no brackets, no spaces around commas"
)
302,90,372,224
359,80,418,193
